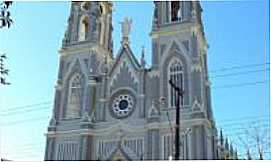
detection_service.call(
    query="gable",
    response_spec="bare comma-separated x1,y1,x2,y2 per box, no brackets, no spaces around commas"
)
109,60,139,94
109,45,140,93
111,149,128,161
63,58,88,84
170,41,181,52
160,38,191,67
110,45,140,75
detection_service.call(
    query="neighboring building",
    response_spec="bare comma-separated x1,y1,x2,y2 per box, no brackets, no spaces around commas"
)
217,130,238,160
44,1,219,160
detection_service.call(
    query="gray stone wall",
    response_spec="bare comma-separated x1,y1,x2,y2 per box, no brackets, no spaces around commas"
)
45,1,218,160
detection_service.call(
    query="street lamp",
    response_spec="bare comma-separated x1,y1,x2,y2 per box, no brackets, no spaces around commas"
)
168,79,184,160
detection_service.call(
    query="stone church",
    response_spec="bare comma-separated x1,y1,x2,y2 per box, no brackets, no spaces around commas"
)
45,1,219,160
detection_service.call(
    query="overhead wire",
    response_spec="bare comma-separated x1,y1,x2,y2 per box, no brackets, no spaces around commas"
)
209,62,270,73
1,62,269,160
1,101,52,113
1,62,269,115
210,68,269,79
1,80,268,116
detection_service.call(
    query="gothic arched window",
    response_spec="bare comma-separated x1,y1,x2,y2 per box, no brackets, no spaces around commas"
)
99,3,106,45
168,59,184,107
78,16,89,41
66,73,83,118
81,2,90,11
171,1,180,22
99,4,104,15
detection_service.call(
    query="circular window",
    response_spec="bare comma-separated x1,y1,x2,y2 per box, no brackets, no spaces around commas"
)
111,94,135,119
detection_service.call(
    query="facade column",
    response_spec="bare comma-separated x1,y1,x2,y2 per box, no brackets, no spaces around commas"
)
81,135,94,160
87,77,97,120
146,124,160,160
44,137,56,160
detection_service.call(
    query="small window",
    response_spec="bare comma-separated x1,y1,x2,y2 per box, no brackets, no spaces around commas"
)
78,16,89,41
81,2,90,11
99,5,103,15
171,1,180,22
99,3,107,15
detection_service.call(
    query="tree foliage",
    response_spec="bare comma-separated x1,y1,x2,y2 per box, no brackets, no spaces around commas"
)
0,1,13,28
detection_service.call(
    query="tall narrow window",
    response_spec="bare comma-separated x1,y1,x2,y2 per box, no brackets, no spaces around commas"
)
168,59,184,107
171,1,180,22
99,3,106,45
66,73,83,118
81,2,90,11
78,16,89,41
99,4,104,15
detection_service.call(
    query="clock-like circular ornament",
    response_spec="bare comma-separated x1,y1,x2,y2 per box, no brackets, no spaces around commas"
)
111,94,135,119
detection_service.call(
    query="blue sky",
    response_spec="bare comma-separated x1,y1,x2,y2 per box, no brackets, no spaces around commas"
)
0,1,269,160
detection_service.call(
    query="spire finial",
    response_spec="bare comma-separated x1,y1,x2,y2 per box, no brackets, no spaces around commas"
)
220,129,224,145
141,46,146,68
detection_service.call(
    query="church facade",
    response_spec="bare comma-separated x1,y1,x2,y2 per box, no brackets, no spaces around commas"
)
44,1,219,160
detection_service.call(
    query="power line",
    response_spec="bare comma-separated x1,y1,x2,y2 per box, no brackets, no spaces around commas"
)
1,63,269,116
1,79,268,116
2,112,269,128
217,117,270,127
0,106,52,116
210,68,270,79
222,125,270,136
1,101,52,113
1,116,50,126
209,62,270,73
212,80,269,90
216,114,269,123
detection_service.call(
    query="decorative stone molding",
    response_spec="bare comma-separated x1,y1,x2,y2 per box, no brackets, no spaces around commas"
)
191,61,202,72
82,111,91,122
191,98,203,111
55,84,63,90
148,69,160,78
110,57,139,85
205,80,211,87
99,98,107,102
148,101,159,118
49,116,57,127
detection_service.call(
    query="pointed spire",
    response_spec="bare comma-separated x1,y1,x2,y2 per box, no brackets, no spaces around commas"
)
49,116,57,127
152,2,158,30
101,55,108,74
230,143,234,159
140,46,146,68
234,149,238,160
219,129,224,146
259,146,264,160
148,101,159,118
247,149,252,160
82,111,91,122
225,137,229,151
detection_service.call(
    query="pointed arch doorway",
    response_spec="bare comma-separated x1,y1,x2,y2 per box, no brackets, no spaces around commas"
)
108,148,130,161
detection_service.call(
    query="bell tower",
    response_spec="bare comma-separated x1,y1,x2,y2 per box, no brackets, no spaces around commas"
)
62,1,113,53
45,2,114,161
150,1,217,160
151,1,205,67
45,1,219,160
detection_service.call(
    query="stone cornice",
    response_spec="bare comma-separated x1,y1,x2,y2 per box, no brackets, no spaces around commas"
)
45,118,212,137
59,43,112,58
150,21,201,39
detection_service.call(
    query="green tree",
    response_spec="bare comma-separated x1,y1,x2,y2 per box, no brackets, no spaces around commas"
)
0,1,13,28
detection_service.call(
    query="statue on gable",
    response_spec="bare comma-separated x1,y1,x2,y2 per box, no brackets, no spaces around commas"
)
120,17,132,45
